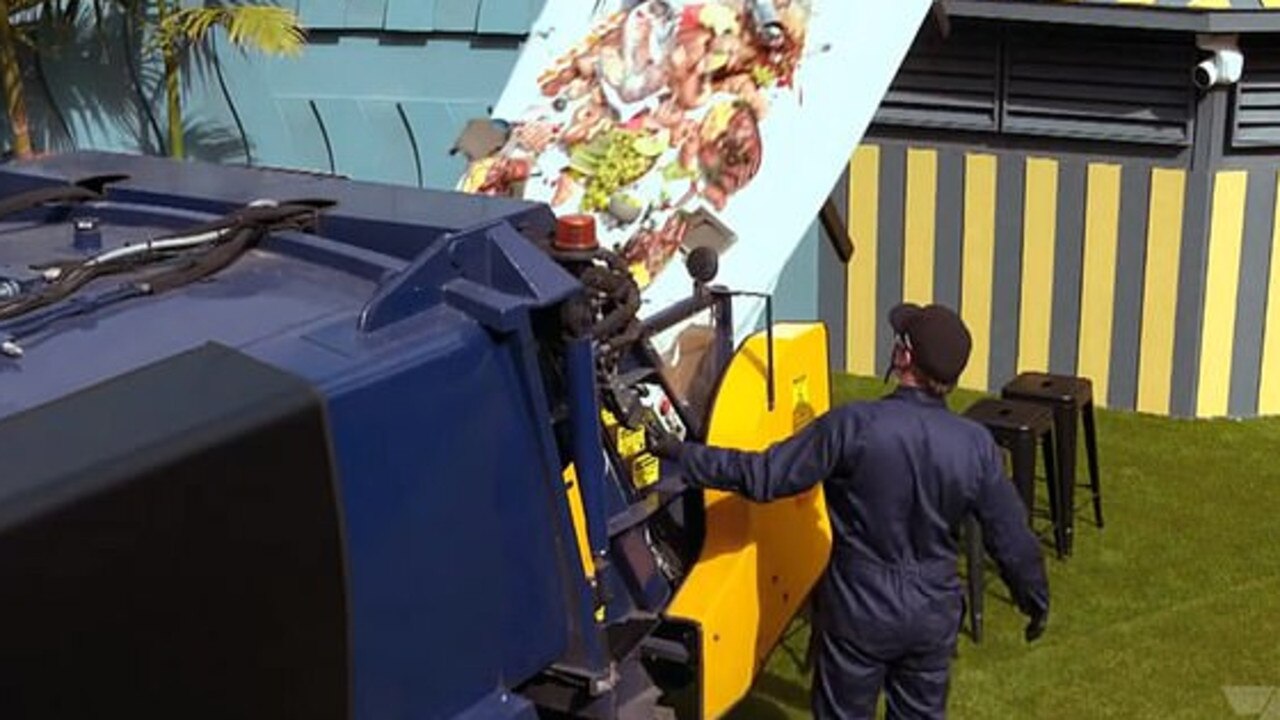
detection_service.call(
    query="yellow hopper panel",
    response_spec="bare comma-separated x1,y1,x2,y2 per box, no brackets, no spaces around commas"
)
667,322,835,718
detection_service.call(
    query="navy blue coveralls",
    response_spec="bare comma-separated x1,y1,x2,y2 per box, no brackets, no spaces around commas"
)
668,386,1049,719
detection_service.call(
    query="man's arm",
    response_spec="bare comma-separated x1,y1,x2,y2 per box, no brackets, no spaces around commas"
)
972,439,1050,635
658,409,855,502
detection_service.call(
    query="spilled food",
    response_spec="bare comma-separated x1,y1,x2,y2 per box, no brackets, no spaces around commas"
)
460,0,812,289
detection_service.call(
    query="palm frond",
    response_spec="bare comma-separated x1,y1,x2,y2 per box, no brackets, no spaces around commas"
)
225,6,304,55
166,5,304,57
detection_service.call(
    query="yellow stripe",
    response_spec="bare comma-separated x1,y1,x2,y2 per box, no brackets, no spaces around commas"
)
1265,0,1280,8
1188,0,1231,7
960,153,997,391
1198,171,1249,417
561,465,597,584
1018,157,1058,373
1078,164,1122,408
1136,168,1186,416
903,148,937,306
847,145,880,376
1259,171,1280,415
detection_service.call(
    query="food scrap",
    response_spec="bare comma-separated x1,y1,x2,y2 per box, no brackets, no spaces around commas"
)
462,0,813,288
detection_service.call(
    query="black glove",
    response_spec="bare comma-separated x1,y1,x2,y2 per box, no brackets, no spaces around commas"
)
1024,607,1048,643
646,430,690,495
647,429,685,461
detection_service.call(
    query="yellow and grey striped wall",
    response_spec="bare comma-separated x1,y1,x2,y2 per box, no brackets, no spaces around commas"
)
828,140,1280,418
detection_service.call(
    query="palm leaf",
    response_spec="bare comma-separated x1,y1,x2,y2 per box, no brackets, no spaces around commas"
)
166,4,302,57
179,8,221,40
225,6,305,56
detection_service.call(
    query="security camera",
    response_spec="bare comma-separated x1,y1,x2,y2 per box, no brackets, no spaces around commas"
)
1194,34,1243,90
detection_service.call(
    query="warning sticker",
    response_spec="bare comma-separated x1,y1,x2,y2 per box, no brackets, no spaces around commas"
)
631,453,661,488
792,375,811,406
616,426,646,459
792,374,816,432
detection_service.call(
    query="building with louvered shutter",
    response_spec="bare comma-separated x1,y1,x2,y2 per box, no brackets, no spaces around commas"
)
820,0,1280,419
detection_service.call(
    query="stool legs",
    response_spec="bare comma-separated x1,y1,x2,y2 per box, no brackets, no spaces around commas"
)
1009,432,1065,560
1040,431,1063,558
1051,405,1077,557
965,515,984,643
1010,434,1037,519
1041,431,1057,518
1082,401,1103,528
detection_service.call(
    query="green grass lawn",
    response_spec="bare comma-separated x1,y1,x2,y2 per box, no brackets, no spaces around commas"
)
728,374,1280,719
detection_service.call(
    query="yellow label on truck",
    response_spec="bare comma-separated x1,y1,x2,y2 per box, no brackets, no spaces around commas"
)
603,408,647,458
615,425,646,458
631,453,661,488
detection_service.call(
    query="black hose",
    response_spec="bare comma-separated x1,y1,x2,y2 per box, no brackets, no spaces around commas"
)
578,264,640,342
0,201,325,321
0,259,114,320
142,226,261,293
0,174,129,220
157,200,333,238
0,185,99,219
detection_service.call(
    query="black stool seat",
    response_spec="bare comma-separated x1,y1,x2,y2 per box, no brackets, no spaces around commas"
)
1003,371,1094,406
963,398,1058,517
960,398,1061,642
1001,372,1104,558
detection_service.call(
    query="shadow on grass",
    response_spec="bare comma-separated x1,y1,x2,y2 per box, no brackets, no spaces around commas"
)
724,695,796,719
754,671,813,710
725,670,811,719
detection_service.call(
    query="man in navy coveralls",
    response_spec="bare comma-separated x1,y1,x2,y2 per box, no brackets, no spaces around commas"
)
653,303,1050,719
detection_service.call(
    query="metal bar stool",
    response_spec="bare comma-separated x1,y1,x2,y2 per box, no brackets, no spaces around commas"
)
963,398,1061,538
960,397,1060,642
1001,372,1104,558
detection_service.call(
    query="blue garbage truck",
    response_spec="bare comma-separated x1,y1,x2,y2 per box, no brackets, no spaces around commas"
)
0,152,833,719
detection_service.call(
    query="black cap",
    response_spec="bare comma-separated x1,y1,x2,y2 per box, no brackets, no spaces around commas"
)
888,303,973,385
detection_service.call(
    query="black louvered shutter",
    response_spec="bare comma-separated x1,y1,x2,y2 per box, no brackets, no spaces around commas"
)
873,25,1000,132
1232,41,1280,149
1002,36,1195,146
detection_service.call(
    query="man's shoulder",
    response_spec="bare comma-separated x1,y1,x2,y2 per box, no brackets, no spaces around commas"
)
948,408,993,434
859,395,995,439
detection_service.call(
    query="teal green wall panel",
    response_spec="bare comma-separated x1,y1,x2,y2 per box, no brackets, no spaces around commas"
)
175,36,253,164
178,79,251,165
314,99,419,186
273,99,333,173
345,0,388,29
384,0,436,31
2,6,543,192
477,0,543,35
775,220,821,322
400,100,472,189
0,3,537,182
207,27,521,187
434,0,483,32
296,0,345,28
219,35,516,103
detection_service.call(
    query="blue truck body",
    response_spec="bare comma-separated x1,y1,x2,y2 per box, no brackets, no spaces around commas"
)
0,152,714,719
